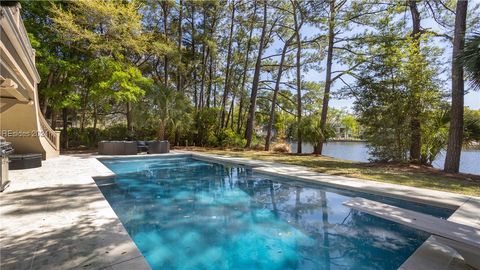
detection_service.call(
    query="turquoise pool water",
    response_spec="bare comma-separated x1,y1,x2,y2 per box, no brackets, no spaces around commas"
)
98,157,453,270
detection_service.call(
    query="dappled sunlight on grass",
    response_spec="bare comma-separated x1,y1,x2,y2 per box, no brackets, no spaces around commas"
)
185,148,480,196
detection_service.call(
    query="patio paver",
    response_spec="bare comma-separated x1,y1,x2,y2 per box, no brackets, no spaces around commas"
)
0,155,150,270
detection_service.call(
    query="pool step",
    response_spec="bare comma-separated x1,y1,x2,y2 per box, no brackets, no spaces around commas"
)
343,197,480,269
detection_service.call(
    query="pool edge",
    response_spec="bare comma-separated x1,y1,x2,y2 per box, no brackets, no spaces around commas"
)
91,151,479,270
88,156,152,270
183,151,479,270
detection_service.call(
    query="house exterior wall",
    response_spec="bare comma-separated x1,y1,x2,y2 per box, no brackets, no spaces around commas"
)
1,3,59,159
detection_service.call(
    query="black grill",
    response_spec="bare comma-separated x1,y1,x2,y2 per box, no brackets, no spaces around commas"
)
0,136,13,192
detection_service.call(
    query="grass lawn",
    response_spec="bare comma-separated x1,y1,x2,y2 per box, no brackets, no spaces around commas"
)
184,147,480,197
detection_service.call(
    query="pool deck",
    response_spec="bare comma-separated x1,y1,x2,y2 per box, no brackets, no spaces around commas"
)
1,151,479,270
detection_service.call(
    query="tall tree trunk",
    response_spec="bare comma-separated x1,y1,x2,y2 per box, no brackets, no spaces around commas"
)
162,2,169,85
126,102,133,132
313,144,322,155
444,0,468,173
62,108,68,150
245,0,268,148
408,0,422,163
158,121,166,141
238,0,257,134
237,94,244,133
207,54,213,108
80,89,89,132
51,109,57,130
42,72,54,116
205,7,218,108
230,96,236,130
93,105,98,141
199,7,208,108
226,94,235,129
41,97,49,117
293,0,303,154
220,0,236,128
265,34,294,151
191,3,198,108
200,48,208,108
319,0,335,155
213,59,217,107
177,0,183,92
174,129,180,146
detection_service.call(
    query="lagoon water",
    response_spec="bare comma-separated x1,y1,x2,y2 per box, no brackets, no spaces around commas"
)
290,141,480,175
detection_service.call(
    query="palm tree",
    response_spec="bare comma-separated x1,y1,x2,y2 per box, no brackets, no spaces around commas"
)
152,86,189,140
460,33,480,90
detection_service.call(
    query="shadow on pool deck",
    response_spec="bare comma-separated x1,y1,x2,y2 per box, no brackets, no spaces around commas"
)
0,183,147,270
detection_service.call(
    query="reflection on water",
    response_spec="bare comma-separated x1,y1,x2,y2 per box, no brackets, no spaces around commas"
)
99,157,453,270
290,141,480,175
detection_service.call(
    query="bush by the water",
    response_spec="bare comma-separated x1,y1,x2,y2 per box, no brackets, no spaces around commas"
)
272,143,291,153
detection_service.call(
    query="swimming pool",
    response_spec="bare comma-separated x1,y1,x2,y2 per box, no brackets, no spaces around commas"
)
97,156,454,270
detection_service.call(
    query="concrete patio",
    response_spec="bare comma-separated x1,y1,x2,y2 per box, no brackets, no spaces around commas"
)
0,152,479,270
0,155,150,270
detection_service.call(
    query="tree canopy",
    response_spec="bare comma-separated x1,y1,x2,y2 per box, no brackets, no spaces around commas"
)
22,0,480,168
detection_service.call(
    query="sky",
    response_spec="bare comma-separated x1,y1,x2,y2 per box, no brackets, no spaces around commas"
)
262,7,480,113
307,66,480,111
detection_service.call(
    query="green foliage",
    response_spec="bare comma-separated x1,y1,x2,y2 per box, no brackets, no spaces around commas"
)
194,108,220,146
131,85,192,141
66,125,153,148
92,57,152,103
216,129,246,148
460,33,480,90
349,21,445,164
340,115,359,138
51,0,149,58
464,108,480,145
300,114,335,154
421,107,450,165
21,0,479,158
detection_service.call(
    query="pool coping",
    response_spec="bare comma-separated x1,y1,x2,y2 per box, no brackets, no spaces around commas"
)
184,151,480,270
91,151,479,270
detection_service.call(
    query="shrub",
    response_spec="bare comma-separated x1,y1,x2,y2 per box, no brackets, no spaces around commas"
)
194,107,220,146
102,124,131,141
217,129,246,148
66,124,159,149
272,142,291,153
